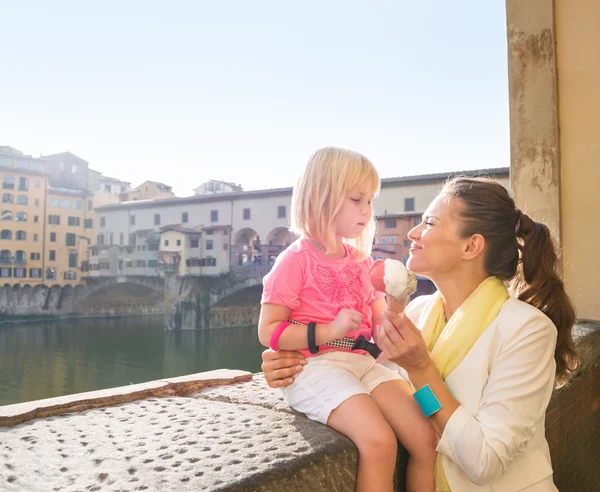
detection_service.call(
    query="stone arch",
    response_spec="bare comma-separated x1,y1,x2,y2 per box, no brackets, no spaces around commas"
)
20,284,32,305
0,283,11,306
62,285,74,296
233,227,260,266
74,284,86,299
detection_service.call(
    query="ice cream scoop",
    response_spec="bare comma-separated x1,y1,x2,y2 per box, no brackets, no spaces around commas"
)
370,259,417,313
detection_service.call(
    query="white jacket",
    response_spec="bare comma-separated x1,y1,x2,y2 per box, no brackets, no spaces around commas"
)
392,295,559,491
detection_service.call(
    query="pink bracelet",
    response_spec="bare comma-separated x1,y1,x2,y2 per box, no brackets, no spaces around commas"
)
270,321,291,351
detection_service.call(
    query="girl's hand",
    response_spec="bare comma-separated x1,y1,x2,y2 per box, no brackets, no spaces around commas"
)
375,310,433,374
328,308,362,340
261,349,307,388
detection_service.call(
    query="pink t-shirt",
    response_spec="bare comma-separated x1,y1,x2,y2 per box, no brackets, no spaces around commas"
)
261,238,384,357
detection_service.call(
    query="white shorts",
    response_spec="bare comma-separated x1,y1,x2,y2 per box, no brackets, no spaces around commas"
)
282,351,404,424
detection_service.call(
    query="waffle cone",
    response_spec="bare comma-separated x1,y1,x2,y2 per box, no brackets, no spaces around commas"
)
386,296,407,314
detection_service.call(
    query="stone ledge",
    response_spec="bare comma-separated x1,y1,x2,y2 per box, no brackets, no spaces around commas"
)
0,369,252,427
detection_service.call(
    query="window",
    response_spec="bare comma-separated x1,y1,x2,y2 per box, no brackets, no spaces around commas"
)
109,233,114,245
14,268,26,278
33,233,38,241
104,184,111,192
0,267,12,277
243,208,251,220
164,240,169,247
88,200,93,211
223,243,228,251
137,260,146,268
100,217,106,227
66,233,76,246
50,198,60,207
16,231,26,241
120,185,126,193
0,250,11,263
130,215,135,226
2,175,14,189
128,233,136,246
148,243,159,251
2,193,12,203
74,200,83,209
84,219,93,229
223,229,228,236
18,177,28,191
154,214,160,225
389,237,397,244
414,217,422,226
61,199,71,208
34,215,38,223
404,198,415,212
384,219,397,229
14,251,26,264
69,253,78,268
176,239,181,246
0,157,11,168
1,210,12,220
64,270,77,280
206,240,213,250
278,205,286,218
16,195,27,205
50,232,56,242
30,253,40,260
120,232,124,246
68,216,80,227
34,180,41,188
48,215,60,225
206,257,217,267
46,267,56,280
49,250,56,261
403,239,410,247
15,159,29,170
0,230,11,240
148,259,158,268
15,212,27,222
210,210,218,222
29,268,41,278
71,164,77,174
59,162,65,171
182,212,188,223
191,239,199,248
35,198,39,207
381,237,387,244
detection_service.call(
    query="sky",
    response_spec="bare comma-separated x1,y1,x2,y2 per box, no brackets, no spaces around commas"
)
1,1,509,197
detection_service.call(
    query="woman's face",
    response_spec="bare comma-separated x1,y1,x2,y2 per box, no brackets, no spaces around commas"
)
406,194,469,278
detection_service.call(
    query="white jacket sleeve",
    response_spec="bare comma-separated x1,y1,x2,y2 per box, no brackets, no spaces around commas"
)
436,315,557,486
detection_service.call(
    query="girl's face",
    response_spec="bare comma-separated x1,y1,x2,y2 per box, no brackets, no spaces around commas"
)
335,187,374,239
406,194,469,278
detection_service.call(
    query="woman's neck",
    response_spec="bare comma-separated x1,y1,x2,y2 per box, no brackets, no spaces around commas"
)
433,271,489,321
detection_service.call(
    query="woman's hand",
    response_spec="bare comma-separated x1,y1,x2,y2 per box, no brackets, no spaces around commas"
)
261,349,306,388
375,310,433,374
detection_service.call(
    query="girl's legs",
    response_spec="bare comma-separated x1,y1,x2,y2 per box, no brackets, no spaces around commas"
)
327,394,398,492
371,380,437,492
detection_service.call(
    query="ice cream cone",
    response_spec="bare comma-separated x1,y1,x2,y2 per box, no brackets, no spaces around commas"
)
387,296,407,314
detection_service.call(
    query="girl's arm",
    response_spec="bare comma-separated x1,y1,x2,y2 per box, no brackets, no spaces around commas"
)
370,298,386,336
258,303,362,350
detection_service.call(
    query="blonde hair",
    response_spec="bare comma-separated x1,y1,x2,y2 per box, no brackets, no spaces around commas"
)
291,147,380,259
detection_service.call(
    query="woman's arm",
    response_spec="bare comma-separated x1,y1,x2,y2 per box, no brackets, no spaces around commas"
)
377,310,557,485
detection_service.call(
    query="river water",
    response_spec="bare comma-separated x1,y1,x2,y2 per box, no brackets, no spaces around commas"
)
0,315,264,406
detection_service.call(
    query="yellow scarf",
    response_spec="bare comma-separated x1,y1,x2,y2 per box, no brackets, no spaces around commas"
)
419,276,509,492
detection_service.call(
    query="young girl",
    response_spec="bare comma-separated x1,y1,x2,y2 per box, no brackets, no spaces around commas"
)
258,147,436,492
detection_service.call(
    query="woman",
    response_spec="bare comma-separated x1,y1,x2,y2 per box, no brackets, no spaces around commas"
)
261,177,578,491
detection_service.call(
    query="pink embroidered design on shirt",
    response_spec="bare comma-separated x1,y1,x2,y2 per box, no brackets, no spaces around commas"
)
312,261,364,312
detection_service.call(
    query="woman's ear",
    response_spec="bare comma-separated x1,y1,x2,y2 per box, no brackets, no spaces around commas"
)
463,234,485,261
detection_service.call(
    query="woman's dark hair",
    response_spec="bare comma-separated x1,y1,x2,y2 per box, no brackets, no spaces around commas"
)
441,177,579,386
